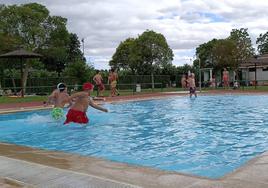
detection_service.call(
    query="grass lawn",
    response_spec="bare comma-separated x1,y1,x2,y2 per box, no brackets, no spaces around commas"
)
0,87,181,104
0,96,47,104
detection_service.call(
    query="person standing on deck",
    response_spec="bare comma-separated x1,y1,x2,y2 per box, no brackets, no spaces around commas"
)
222,68,229,88
108,68,119,97
93,70,105,97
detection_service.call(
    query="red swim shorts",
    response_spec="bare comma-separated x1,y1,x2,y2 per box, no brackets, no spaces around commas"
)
64,109,89,124
97,83,105,91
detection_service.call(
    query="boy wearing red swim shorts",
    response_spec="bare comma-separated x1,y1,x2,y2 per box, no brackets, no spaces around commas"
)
93,70,105,97
64,82,108,125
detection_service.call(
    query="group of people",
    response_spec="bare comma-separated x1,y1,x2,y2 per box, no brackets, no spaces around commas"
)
210,68,231,88
181,73,197,98
46,82,108,125
181,68,232,91
92,68,119,97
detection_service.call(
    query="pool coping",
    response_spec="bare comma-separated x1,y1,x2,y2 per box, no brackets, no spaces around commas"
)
1,91,268,187
0,142,268,188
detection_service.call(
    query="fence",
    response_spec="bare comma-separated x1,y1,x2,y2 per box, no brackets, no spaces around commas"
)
0,75,172,94
199,79,268,91
0,82,166,96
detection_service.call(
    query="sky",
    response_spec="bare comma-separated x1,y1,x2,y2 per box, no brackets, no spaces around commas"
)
1,0,268,70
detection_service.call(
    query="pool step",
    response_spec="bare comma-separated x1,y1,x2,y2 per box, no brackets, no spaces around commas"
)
0,156,141,188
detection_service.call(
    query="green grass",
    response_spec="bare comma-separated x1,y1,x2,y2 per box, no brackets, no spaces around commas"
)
0,88,179,104
0,96,47,104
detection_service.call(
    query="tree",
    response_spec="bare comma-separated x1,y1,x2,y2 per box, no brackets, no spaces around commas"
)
0,3,70,90
136,30,174,71
196,39,218,68
196,28,254,73
62,61,94,84
110,30,173,87
212,39,237,70
110,38,142,74
256,32,268,55
67,33,84,63
229,28,254,63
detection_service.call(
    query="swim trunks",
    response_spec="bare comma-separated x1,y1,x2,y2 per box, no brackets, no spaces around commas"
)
51,107,64,120
111,81,117,88
189,87,196,94
64,109,89,124
97,83,105,91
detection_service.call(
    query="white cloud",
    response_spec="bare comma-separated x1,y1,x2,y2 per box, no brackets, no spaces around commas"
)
2,0,268,69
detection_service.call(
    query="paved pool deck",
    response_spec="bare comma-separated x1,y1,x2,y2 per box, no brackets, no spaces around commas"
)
0,143,268,188
1,90,268,187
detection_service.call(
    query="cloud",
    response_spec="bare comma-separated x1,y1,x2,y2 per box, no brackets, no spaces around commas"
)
2,0,268,69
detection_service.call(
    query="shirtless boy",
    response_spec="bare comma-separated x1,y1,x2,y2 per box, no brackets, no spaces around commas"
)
64,82,108,125
108,68,119,97
93,70,105,97
188,73,197,98
46,83,71,120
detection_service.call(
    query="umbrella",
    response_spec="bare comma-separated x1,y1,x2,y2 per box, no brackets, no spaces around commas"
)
0,49,42,97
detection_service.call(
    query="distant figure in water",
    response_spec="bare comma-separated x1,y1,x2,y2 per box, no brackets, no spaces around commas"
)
46,83,71,120
64,82,108,125
93,70,105,97
188,73,197,98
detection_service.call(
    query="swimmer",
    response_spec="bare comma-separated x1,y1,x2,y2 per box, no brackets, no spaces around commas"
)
46,83,72,120
188,73,197,98
64,82,108,125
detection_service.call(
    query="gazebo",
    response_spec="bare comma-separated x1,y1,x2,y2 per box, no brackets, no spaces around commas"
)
0,49,42,97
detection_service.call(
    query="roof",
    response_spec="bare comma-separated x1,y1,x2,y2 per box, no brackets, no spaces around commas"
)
240,53,268,68
0,49,42,58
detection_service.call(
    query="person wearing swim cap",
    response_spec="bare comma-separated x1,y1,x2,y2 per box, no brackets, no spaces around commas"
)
64,82,108,125
46,83,72,120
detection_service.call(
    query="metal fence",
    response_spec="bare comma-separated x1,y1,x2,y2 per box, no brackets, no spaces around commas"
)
198,79,268,91
0,82,166,96
0,75,172,95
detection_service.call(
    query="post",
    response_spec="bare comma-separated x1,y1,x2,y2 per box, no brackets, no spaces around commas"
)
199,58,201,92
255,62,257,89
151,72,154,90
20,58,24,97
253,55,258,90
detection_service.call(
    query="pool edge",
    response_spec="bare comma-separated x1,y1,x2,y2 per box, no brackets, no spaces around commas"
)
0,142,268,188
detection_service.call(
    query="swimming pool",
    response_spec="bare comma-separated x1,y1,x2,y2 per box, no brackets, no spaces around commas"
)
0,95,268,179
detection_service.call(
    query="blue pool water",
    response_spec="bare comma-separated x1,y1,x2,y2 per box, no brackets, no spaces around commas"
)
1,95,268,178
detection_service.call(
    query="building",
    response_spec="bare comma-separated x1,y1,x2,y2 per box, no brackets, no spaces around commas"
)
240,54,268,86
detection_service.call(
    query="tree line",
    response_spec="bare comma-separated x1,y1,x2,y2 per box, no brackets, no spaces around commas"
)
194,28,268,74
1,3,268,89
0,3,93,89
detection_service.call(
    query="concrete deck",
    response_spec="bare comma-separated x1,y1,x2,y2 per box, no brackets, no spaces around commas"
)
0,143,268,188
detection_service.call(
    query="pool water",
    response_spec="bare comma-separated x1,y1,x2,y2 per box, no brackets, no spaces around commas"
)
1,95,268,178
